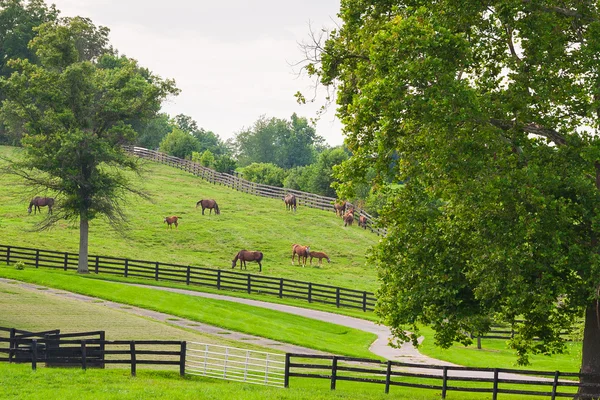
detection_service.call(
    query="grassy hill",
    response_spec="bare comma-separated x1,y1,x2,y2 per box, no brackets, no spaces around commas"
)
0,146,379,291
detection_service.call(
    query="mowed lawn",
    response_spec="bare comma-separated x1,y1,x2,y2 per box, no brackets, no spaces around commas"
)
0,146,379,291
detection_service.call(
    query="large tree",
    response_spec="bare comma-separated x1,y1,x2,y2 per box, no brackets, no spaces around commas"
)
1,17,178,273
308,0,600,392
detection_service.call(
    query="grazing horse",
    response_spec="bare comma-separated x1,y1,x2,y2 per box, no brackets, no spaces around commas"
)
232,250,263,272
343,209,355,227
358,215,367,229
333,201,347,217
28,197,54,215
196,199,220,215
309,251,330,265
284,194,297,212
163,216,181,229
291,244,310,266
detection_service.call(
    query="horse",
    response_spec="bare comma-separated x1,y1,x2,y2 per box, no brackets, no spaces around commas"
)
334,201,347,217
284,194,297,212
196,199,220,215
309,251,330,265
358,215,367,229
164,216,181,229
232,250,263,272
28,197,54,215
291,244,310,266
343,209,355,227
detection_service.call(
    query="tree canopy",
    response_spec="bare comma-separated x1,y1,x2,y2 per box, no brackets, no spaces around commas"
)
1,16,178,273
309,0,600,387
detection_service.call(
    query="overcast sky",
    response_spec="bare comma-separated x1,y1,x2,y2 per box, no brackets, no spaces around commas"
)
48,0,344,146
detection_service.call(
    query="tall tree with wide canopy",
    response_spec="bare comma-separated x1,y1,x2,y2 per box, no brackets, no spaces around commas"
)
308,0,600,391
1,17,178,273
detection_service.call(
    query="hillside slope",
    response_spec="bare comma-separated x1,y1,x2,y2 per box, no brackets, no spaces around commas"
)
0,146,379,291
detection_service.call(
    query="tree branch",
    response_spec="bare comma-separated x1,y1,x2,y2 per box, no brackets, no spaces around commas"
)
489,119,567,146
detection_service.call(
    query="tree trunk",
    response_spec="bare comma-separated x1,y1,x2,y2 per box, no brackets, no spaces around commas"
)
579,302,600,399
78,213,89,274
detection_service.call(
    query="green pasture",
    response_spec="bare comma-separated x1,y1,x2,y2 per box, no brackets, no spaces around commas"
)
0,363,567,400
0,146,379,292
0,267,377,359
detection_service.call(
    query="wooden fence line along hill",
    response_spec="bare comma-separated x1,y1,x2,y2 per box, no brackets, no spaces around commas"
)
285,353,600,399
125,146,387,236
0,244,376,312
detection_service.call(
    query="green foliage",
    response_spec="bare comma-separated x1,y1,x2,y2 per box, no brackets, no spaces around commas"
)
240,162,286,187
174,113,228,156
233,114,323,169
159,128,199,159
213,154,237,174
132,113,173,150
13,261,24,270
315,0,600,372
199,149,215,168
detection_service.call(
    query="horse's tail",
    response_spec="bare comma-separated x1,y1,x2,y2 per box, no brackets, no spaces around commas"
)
196,200,203,208
257,252,264,262
215,202,220,215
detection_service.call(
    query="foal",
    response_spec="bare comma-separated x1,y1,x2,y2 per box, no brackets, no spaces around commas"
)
164,216,181,229
309,251,330,265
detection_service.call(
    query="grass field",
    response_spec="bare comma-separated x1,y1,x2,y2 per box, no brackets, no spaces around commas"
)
0,146,379,292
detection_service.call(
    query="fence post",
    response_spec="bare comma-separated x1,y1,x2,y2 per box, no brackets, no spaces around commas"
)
308,283,312,303
180,341,186,377
99,331,105,369
247,275,251,294
155,262,159,281
384,360,392,394
8,328,15,362
124,259,129,278
284,353,290,388
336,288,340,308
492,368,499,400
217,270,221,290
6,245,10,264
551,370,560,400
35,250,39,268
442,366,448,399
63,252,68,271
95,256,99,274
186,266,191,285
81,340,87,370
362,292,367,312
130,341,137,377
279,278,284,298
31,339,37,371
330,356,338,390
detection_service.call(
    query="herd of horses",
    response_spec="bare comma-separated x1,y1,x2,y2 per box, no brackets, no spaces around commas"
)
26,193,364,273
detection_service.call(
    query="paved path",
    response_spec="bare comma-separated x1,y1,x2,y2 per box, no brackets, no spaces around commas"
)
2,278,558,382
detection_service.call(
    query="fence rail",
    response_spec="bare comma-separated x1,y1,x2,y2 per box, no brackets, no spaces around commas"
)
285,353,599,399
0,243,376,312
186,342,285,388
126,146,387,236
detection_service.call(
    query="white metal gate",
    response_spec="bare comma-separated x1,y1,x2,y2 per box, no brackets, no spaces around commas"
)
185,342,285,388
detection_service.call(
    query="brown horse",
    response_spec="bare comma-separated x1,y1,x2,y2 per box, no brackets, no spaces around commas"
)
232,250,263,272
333,201,347,217
291,244,310,266
284,194,297,212
358,215,367,229
164,216,181,229
196,199,220,215
343,209,355,227
309,251,330,265
28,197,54,215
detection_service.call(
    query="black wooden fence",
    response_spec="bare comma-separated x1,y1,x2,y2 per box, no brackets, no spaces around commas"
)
126,146,387,236
0,327,186,376
0,244,376,312
284,353,600,399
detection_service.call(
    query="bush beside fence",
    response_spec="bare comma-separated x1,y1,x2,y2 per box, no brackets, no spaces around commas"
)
0,244,376,312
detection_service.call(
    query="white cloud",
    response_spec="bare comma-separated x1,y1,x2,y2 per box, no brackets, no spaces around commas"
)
49,0,344,145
